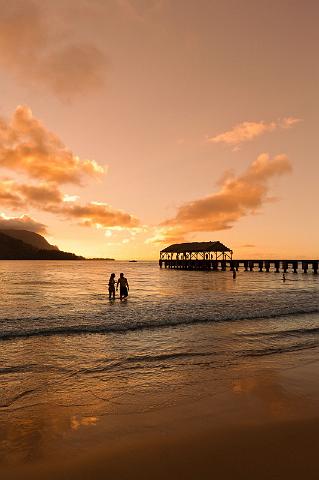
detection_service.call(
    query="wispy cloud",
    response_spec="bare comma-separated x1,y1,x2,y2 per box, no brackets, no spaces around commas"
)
153,153,292,243
0,1,107,100
207,117,302,149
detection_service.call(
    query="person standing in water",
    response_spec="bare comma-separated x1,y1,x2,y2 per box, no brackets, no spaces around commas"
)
117,273,129,300
108,273,116,300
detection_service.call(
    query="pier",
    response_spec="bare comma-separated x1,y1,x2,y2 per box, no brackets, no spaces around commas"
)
159,242,318,274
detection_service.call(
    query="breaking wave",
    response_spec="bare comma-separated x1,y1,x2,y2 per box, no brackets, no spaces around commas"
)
1,306,319,341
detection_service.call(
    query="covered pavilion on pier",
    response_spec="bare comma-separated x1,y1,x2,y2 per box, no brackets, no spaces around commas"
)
160,241,233,262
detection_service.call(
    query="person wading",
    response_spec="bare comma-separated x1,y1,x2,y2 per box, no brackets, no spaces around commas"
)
117,273,129,300
108,273,116,300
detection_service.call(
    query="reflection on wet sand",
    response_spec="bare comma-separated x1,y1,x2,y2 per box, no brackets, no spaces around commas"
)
232,368,317,420
71,416,98,431
1,372,319,480
0,410,100,467
1,336,217,468
1,351,319,471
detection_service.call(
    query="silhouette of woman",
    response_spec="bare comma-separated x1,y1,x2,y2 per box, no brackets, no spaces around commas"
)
108,273,116,300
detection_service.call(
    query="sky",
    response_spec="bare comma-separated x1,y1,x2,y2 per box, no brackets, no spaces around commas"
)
0,0,318,259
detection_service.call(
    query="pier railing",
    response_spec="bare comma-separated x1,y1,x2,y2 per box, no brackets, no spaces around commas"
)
159,259,318,274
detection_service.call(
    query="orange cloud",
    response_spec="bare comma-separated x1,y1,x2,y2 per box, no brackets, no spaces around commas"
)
208,117,302,148
60,202,140,229
0,1,107,100
0,177,139,231
0,213,47,234
0,106,139,233
0,179,24,209
280,117,302,128
17,182,63,205
0,178,63,210
0,106,105,184
158,154,292,242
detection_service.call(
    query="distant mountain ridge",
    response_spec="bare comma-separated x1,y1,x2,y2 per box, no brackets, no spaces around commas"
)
0,229,59,251
0,230,84,260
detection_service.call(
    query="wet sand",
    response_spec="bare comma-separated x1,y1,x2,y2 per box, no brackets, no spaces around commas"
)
2,357,319,480
2,417,319,480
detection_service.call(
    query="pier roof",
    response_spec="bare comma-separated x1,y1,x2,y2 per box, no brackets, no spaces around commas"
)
161,241,232,253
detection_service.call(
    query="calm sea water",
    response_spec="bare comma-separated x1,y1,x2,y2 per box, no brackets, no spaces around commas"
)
0,260,319,466
1,260,319,339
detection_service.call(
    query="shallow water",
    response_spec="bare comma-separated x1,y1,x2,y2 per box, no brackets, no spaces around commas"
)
0,260,319,467
1,260,318,339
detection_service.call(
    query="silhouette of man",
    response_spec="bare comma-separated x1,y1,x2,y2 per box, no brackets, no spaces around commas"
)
117,273,129,300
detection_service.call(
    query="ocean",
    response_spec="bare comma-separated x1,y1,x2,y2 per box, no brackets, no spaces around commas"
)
1,260,319,469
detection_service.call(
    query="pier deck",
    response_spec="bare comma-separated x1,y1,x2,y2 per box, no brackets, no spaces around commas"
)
159,259,319,274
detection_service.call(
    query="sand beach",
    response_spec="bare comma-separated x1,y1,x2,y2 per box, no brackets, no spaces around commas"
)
1,354,319,480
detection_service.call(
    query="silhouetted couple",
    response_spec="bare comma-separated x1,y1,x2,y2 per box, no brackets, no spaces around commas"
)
108,273,129,300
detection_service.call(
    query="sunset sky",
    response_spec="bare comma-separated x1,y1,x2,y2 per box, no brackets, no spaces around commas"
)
0,0,318,259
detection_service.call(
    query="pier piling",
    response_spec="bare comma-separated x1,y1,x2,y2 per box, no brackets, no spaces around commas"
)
159,258,319,274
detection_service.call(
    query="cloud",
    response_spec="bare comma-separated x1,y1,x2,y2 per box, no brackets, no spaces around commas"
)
37,44,107,99
0,213,47,234
280,117,302,128
208,117,302,148
0,178,63,210
17,182,63,205
63,194,80,203
0,105,140,234
60,202,140,229
157,153,292,243
0,177,140,231
0,106,105,184
0,0,107,100
0,179,25,209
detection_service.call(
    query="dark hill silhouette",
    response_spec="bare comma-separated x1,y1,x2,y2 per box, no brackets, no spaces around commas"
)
0,232,84,260
0,229,59,250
